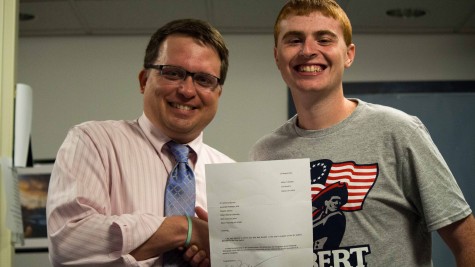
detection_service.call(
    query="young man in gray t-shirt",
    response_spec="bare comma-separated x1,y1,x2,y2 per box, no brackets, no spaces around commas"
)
250,0,475,266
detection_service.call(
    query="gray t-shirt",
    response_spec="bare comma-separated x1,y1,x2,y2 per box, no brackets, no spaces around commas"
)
249,99,471,267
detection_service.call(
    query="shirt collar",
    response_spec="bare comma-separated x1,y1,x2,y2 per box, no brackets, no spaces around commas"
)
138,113,203,162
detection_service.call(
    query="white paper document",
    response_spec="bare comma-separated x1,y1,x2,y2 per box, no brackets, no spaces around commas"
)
206,159,313,267
1,157,24,245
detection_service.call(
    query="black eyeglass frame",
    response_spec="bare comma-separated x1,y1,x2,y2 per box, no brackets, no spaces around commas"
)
144,64,222,90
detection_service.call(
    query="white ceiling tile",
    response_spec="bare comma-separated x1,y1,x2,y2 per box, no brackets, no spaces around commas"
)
459,11,475,33
18,0,475,36
211,0,287,32
346,0,475,33
20,1,86,35
74,0,209,34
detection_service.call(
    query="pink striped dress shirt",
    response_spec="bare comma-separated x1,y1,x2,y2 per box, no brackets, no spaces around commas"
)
46,114,234,266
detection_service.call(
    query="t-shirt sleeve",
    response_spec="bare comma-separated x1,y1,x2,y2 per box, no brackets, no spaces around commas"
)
401,118,472,232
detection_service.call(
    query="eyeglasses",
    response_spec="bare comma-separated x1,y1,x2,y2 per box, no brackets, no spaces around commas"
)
144,64,221,91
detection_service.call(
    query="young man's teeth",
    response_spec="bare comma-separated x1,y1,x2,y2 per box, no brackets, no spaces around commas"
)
300,65,322,72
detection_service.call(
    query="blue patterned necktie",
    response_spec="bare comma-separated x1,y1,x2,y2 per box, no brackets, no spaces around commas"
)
163,141,196,267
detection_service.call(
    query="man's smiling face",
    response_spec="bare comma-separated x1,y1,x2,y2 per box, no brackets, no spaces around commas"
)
139,34,222,143
274,11,355,95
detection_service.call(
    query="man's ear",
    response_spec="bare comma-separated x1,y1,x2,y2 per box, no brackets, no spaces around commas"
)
345,44,356,68
138,69,148,94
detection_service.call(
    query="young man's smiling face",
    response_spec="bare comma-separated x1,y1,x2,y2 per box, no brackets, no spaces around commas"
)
274,11,355,95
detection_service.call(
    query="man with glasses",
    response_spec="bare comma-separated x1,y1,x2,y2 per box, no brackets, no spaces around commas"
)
47,19,233,267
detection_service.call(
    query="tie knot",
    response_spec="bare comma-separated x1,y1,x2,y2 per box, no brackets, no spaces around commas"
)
167,141,190,163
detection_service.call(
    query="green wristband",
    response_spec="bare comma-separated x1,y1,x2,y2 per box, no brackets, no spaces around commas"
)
185,215,192,247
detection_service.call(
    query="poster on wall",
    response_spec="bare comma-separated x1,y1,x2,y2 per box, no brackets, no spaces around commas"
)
15,164,53,252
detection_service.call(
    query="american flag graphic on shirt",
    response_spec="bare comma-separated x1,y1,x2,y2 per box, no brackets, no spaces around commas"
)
311,159,378,211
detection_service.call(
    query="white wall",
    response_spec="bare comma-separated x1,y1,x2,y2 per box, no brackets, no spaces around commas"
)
347,34,475,82
18,33,475,162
